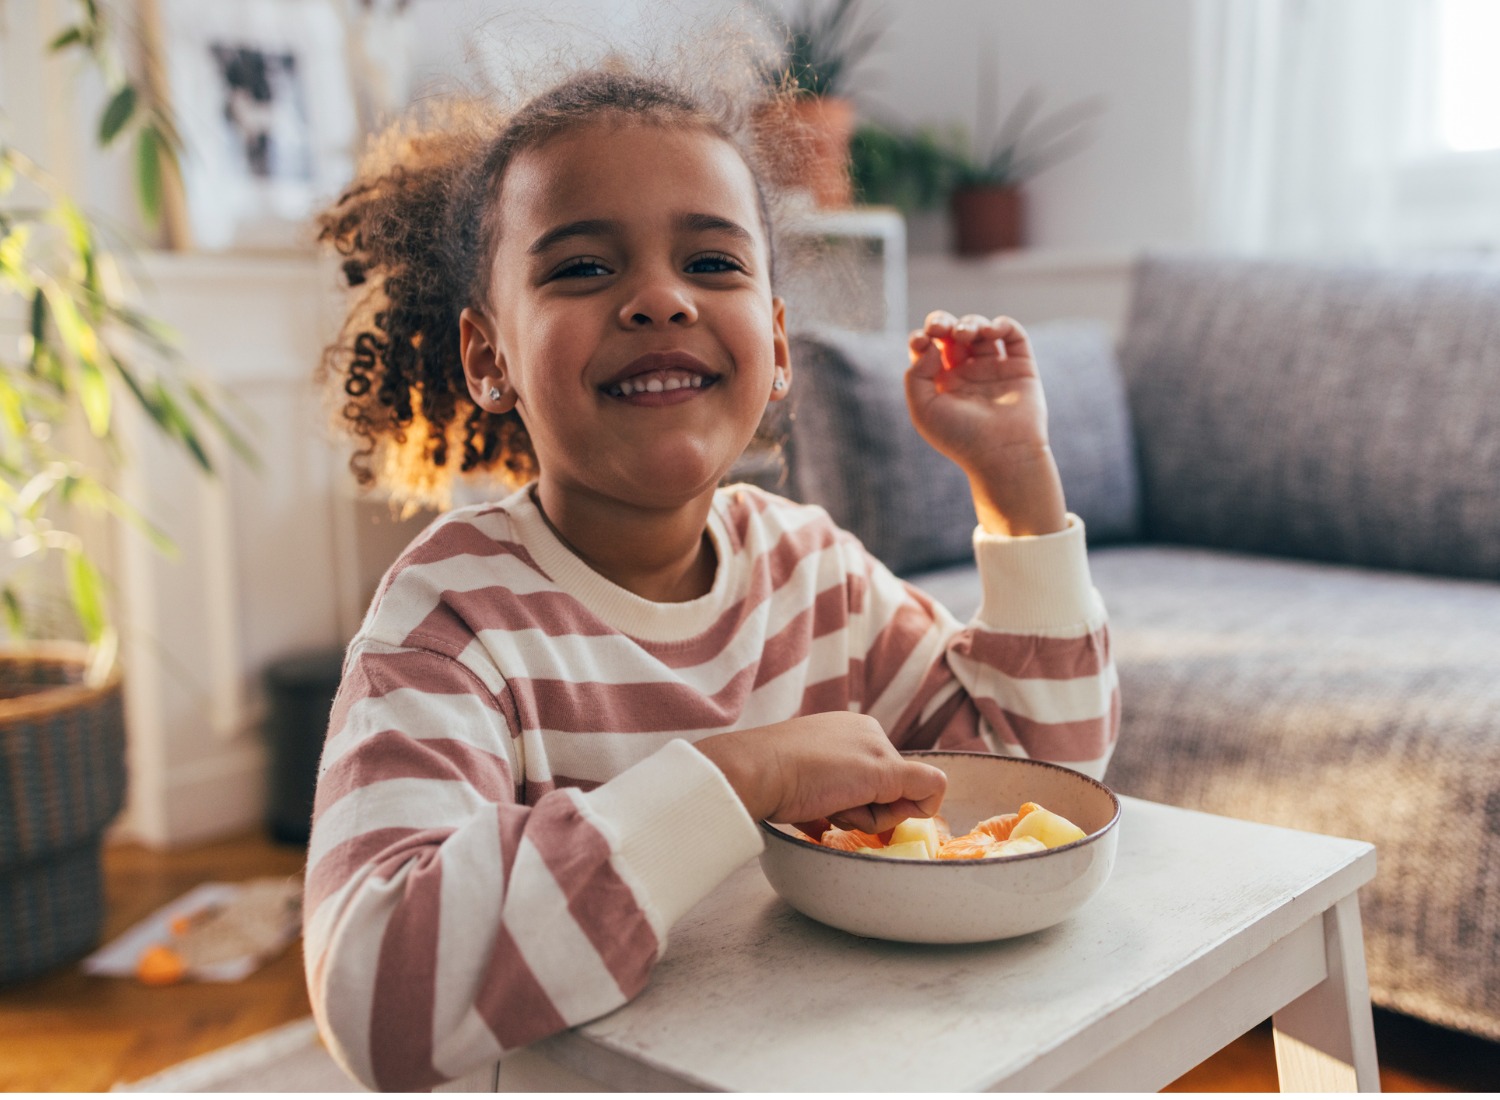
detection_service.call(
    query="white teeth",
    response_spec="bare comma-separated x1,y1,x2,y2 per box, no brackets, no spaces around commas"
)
606,373,712,397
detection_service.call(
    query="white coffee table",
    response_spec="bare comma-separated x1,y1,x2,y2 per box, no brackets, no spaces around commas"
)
502,796,1378,1092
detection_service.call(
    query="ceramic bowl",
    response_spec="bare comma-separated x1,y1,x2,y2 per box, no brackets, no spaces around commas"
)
757,752,1121,944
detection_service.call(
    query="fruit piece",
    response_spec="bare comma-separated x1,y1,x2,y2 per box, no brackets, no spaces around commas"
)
888,816,941,858
137,944,186,985
868,840,932,860
821,826,885,852
934,335,968,372
991,835,1047,857
1010,807,1087,849
971,813,1019,842
936,834,998,860
792,818,833,843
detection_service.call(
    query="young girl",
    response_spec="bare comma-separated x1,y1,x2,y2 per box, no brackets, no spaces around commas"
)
306,60,1118,1092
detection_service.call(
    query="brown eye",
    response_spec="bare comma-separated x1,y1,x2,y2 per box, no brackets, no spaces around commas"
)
553,257,612,279
686,253,744,274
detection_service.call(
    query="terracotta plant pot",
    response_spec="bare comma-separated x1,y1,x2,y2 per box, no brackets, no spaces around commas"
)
753,95,856,209
950,184,1025,255
0,644,126,983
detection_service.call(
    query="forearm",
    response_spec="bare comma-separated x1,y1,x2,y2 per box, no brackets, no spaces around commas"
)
307,740,760,1091
966,444,1068,538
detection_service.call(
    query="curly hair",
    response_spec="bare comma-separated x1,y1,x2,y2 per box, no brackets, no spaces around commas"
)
317,44,825,513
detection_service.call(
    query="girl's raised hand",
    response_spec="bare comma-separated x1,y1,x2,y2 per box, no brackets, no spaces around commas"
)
696,714,947,834
907,310,1048,471
906,310,1068,537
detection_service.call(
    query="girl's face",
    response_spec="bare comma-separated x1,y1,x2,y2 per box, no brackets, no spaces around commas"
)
467,120,789,514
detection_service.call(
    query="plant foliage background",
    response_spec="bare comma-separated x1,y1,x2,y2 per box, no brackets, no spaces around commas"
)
1,0,252,678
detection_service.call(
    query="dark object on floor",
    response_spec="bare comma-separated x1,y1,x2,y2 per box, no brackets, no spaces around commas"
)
263,648,344,846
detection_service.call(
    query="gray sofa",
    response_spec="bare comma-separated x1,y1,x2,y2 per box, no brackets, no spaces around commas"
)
779,254,1500,1044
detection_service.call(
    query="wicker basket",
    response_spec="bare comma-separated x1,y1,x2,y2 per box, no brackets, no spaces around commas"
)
1,644,126,983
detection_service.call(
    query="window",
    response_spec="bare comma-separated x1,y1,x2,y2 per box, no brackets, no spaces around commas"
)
1434,0,1500,152
1390,0,1500,252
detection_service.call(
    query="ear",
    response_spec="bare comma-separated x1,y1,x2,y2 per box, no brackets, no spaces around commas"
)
459,306,517,413
769,296,792,401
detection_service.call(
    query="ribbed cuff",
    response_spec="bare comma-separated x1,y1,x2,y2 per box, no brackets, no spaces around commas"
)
577,739,764,942
973,513,1105,633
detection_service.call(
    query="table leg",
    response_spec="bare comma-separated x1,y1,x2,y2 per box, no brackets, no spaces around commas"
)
1272,893,1380,1092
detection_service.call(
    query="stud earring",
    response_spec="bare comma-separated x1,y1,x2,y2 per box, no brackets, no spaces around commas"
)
772,378,787,393
488,386,502,402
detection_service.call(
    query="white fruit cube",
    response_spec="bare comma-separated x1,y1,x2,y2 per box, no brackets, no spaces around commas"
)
865,840,930,860
1010,808,1087,849
991,836,1047,857
887,816,941,858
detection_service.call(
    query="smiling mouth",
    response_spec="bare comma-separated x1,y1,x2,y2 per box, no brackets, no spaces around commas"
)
604,370,720,398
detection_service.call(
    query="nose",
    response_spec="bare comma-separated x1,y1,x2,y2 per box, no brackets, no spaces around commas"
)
617,266,698,328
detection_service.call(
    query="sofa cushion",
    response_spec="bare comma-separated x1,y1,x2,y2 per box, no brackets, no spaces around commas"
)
1118,255,1500,579
1086,544,1500,1041
785,321,1141,575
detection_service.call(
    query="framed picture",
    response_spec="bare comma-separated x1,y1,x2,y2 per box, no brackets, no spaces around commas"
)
151,0,360,251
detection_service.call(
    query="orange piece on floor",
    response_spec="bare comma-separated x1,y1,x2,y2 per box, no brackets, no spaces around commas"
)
136,944,186,985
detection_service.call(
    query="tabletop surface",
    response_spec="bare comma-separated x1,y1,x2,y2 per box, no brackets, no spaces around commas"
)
542,796,1376,1092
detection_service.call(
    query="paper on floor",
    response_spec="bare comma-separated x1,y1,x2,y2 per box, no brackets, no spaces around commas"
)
84,877,301,983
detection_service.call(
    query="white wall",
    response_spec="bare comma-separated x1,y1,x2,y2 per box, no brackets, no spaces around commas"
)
397,0,1203,254
862,0,1201,254
3,0,1205,254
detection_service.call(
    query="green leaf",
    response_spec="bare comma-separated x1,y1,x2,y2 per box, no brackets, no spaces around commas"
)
99,85,136,146
185,380,258,468
48,25,84,52
63,472,176,556
1,586,24,640
65,547,108,644
136,125,163,224
29,288,47,363
154,385,213,473
76,354,113,437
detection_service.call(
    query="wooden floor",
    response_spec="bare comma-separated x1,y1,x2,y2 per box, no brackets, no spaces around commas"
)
1,830,1497,1092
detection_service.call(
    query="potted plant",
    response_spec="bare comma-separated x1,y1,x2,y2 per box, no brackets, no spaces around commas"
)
0,1,250,983
947,87,1102,255
754,0,886,209
848,120,956,214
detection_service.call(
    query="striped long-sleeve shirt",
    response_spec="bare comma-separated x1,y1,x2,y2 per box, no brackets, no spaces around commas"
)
304,483,1118,1091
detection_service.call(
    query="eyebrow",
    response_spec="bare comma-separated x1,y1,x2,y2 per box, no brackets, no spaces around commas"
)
526,213,757,256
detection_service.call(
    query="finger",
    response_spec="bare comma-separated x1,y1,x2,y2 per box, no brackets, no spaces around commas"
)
987,315,1031,359
955,314,990,342
902,762,948,812
828,804,880,834
861,798,931,834
792,818,832,842
922,309,958,338
907,335,944,380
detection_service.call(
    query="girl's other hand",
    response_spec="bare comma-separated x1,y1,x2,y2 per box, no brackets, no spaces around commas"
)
906,310,1049,475
696,715,947,834
907,310,1068,537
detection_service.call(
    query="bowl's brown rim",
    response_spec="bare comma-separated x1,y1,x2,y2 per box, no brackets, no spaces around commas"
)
758,751,1122,866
